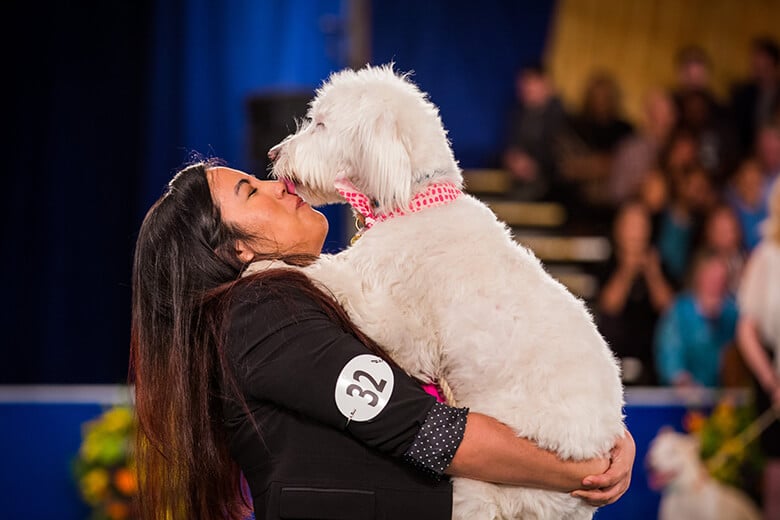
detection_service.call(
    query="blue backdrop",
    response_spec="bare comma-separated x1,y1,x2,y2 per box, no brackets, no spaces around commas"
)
4,0,348,384
372,1,556,168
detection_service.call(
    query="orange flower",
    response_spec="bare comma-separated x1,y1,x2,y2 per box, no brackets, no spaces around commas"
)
683,411,706,433
106,501,129,520
113,467,137,496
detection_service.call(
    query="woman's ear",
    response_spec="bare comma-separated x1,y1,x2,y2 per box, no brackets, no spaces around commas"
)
235,239,256,264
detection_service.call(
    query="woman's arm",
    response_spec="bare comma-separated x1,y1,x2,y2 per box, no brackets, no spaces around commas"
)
447,412,607,490
643,249,674,312
737,317,780,397
447,413,635,506
599,264,638,315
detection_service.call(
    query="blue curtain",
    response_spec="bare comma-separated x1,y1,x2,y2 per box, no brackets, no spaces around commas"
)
142,0,347,247
4,0,347,383
4,2,153,383
372,1,556,168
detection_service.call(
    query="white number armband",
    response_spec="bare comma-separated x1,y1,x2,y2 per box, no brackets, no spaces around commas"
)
334,354,395,423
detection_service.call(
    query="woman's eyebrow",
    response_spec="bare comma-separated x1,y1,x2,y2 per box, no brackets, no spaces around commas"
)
234,179,250,196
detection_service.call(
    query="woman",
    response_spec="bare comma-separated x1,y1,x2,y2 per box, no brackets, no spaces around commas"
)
131,160,635,519
737,179,780,517
654,250,739,387
598,201,673,385
698,204,746,295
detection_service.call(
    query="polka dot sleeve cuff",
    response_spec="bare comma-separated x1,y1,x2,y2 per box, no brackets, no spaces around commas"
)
402,402,469,479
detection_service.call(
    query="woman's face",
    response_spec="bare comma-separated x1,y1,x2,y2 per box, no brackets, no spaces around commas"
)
693,257,728,302
207,167,328,261
614,204,650,253
667,136,697,170
705,208,740,252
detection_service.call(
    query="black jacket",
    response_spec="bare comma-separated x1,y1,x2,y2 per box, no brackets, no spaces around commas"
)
222,283,453,519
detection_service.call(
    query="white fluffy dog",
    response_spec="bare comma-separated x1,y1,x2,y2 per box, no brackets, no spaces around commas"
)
646,428,761,520
265,65,625,519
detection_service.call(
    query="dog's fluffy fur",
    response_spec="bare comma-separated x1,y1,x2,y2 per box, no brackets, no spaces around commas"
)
647,429,761,520
268,64,625,519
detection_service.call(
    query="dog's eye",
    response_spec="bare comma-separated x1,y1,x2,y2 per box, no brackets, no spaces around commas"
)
316,122,325,129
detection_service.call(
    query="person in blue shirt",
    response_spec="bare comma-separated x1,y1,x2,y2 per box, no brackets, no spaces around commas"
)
656,164,716,287
655,249,739,387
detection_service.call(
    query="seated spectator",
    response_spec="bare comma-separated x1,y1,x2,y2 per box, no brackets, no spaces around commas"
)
656,164,717,286
727,158,772,251
730,36,780,157
655,250,739,388
667,46,738,183
597,201,674,385
630,130,699,241
558,71,634,209
698,204,746,294
658,128,700,187
637,170,668,239
609,89,677,205
503,63,567,200
677,88,740,186
756,123,780,185
672,45,715,103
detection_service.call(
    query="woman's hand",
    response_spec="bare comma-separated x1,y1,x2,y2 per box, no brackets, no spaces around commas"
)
448,412,611,492
571,428,635,507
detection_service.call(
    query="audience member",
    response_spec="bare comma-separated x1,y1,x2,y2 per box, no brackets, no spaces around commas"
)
656,164,717,286
676,88,740,186
597,201,674,385
671,45,717,101
503,63,567,200
609,90,677,205
727,158,771,251
756,123,780,184
654,250,739,388
558,72,634,209
730,37,780,157
637,171,668,238
736,179,780,519
698,204,746,294
658,128,699,183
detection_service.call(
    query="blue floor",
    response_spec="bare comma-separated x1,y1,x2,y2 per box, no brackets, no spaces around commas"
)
0,386,743,519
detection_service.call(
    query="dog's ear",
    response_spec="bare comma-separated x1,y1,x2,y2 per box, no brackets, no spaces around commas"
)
358,109,412,211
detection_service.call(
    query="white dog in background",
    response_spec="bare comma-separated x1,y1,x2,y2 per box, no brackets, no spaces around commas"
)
646,428,761,520
265,64,625,519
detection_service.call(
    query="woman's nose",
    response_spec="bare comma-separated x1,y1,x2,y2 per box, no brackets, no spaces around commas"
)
273,180,287,197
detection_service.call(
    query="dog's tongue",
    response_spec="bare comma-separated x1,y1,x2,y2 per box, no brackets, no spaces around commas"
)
283,178,297,195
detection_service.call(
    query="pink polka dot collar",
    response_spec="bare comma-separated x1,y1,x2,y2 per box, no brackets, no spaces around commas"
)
334,177,462,237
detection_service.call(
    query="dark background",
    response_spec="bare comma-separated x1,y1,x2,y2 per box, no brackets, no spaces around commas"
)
2,0,553,383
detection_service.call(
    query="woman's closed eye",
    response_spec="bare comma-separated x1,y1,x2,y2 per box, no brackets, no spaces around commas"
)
248,186,257,198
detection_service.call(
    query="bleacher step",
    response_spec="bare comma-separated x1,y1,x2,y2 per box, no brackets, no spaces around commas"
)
462,168,511,194
513,233,611,263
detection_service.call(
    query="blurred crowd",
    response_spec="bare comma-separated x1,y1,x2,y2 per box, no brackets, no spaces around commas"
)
502,37,780,392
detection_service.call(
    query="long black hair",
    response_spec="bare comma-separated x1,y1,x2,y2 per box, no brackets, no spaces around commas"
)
131,160,392,519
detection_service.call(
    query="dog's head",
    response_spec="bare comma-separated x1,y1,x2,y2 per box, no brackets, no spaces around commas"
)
269,64,461,212
645,427,702,491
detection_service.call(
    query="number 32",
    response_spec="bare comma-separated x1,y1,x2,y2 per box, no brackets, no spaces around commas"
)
345,370,387,407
